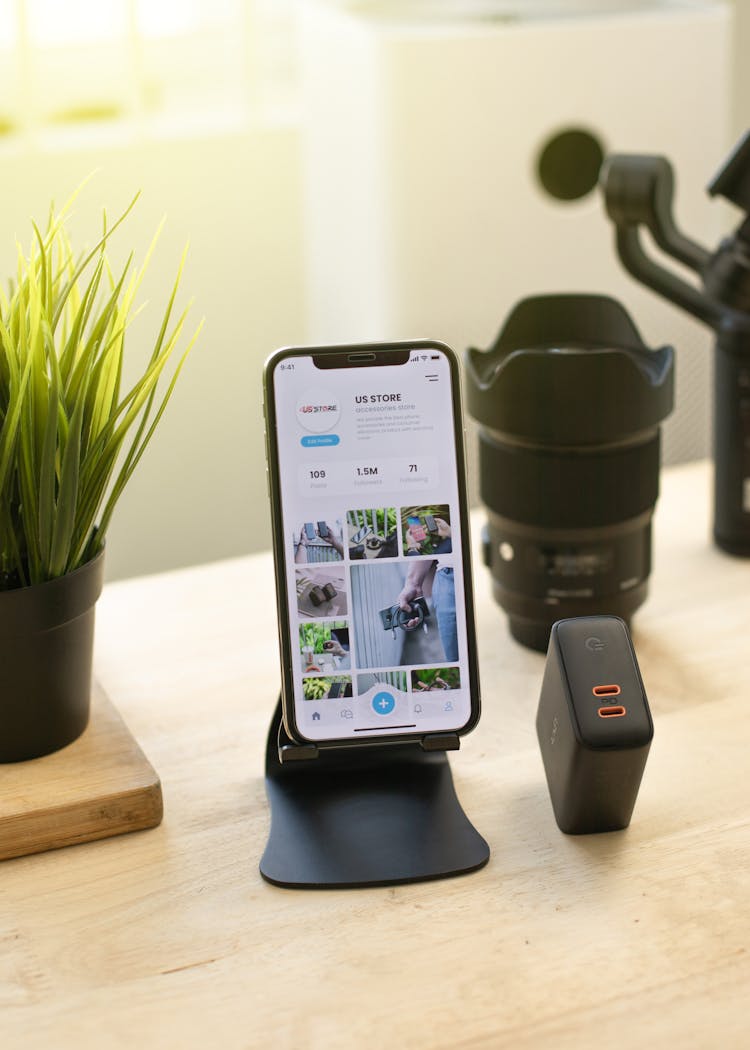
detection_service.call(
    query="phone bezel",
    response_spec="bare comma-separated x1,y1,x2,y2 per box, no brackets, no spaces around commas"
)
263,339,481,750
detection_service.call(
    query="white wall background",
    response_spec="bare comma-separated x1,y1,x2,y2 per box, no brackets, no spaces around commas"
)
0,124,305,580
0,0,747,581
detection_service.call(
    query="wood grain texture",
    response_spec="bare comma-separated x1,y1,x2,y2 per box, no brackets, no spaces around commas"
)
1,461,748,1050
0,684,163,861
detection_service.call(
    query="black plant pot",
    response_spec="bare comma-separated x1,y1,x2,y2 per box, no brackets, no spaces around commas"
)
0,550,105,763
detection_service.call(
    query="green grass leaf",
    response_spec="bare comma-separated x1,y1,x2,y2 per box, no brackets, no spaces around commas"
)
49,385,84,577
37,323,60,565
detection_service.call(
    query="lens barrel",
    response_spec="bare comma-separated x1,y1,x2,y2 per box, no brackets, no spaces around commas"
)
465,295,674,651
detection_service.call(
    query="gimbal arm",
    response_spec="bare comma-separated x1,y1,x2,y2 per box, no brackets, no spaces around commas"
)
601,154,721,329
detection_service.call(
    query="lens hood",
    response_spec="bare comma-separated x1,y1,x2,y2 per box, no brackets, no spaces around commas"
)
465,294,673,446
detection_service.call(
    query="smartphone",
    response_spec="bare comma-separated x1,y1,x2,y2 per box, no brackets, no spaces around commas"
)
350,524,372,545
407,515,427,543
317,521,330,539
424,514,438,534
304,522,317,541
323,627,349,651
264,340,480,747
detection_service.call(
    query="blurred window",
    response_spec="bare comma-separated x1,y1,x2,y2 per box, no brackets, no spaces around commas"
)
0,0,298,142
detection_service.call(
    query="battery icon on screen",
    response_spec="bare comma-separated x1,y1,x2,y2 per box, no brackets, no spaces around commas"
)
430,354,440,359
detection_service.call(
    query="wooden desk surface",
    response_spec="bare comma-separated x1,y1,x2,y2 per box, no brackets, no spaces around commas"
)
3,460,749,1049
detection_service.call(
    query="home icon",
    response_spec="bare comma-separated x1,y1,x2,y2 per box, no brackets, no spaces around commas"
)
312,711,321,721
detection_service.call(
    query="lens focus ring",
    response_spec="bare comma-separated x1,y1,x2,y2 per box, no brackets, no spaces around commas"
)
479,430,661,529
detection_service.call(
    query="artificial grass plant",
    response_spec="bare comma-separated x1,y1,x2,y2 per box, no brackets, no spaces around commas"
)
0,186,202,590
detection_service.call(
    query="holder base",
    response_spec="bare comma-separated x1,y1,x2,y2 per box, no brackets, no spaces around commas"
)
260,699,489,888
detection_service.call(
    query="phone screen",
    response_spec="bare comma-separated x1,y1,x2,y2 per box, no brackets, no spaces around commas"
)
265,343,479,743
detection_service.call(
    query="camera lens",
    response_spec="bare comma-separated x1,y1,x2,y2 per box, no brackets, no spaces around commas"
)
465,295,674,651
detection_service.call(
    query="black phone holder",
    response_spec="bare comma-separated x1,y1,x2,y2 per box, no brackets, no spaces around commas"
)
260,698,489,889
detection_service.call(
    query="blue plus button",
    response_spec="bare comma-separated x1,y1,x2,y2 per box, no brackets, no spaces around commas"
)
372,691,395,715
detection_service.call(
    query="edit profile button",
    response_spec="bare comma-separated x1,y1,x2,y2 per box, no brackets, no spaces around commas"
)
372,691,396,716
301,434,339,447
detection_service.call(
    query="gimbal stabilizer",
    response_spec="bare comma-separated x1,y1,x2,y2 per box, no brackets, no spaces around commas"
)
601,131,750,555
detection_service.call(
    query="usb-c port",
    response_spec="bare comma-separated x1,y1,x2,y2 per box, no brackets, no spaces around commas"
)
598,705,626,718
593,684,621,697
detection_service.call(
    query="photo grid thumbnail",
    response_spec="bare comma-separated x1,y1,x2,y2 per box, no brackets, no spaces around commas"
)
401,504,452,556
299,621,350,674
301,675,353,701
349,559,457,670
346,507,398,560
295,565,347,618
291,518,344,563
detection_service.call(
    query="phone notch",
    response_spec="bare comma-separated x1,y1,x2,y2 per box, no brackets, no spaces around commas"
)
312,348,410,369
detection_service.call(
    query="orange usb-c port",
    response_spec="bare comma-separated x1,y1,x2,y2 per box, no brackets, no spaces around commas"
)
598,705,626,718
593,684,621,697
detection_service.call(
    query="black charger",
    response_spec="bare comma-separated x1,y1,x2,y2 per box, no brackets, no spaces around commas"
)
536,616,653,834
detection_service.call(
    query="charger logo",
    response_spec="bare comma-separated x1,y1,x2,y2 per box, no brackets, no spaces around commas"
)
585,636,606,653
296,389,341,433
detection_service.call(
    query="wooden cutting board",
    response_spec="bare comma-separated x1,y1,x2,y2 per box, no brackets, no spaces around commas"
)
0,682,163,861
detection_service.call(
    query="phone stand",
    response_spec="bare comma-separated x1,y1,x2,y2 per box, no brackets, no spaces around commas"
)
260,698,490,889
